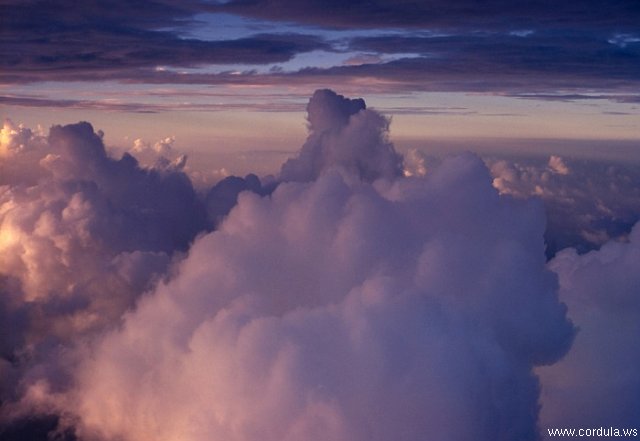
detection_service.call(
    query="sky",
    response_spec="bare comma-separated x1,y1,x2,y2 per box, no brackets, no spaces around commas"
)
1,0,639,167
1,2,640,441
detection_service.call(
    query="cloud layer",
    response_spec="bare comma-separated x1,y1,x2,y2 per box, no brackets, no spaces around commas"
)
215,0,640,32
489,155,640,255
2,90,639,440
31,152,572,441
2,92,577,441
2,0,639,99
0,0,327,84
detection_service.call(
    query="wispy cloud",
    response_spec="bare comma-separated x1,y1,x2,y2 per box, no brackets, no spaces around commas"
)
0,94,306,113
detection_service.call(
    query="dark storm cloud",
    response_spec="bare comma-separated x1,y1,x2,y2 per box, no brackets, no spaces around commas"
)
341,30,640,92
209,0,640,95
213,0,640,32
23,39,634,96
349,31,640,74
8,54,637,98
0,0,327,84
3,0,639,95
278,57,639,96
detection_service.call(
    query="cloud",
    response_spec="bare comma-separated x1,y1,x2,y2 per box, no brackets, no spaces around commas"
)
1,0,328,84
402,148,428,177
346,32,640,88
1,91,576,441
539,222,640,432
507,93,640,104
199,2,640,94
286,141,640,261
547,155,569,175
205,173,275,225
0,119,43,158
0,119,208,429
489,155,640,256
342,53,383,66
213,0,640,32
280,89,403,182
3,0,639,99
4,89,640,440
127,136,187,172
0,94,308,114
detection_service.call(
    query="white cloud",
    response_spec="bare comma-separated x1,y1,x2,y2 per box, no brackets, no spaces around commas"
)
0,120,207,419
3,90,639,440
548,155,569,175
539,222,640,432
31,151,574,441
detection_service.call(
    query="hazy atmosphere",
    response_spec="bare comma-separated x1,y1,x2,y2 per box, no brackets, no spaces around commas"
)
1,1,639,440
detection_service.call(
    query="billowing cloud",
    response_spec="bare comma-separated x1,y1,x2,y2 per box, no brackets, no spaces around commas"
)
489,155,640,256
127,136,188,172
205,173,275,225
0,119,207,432
547,155,569,176
539,222,640,433
3,89,639,440
3,92,576,441
280,89,403,182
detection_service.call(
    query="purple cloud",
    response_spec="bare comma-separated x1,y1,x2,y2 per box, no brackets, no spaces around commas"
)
2,89,639,440
1,91,575,441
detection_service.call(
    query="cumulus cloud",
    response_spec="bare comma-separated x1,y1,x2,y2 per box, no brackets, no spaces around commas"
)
0,119,207,430
4,89,639,441
489,155,640,255
127,136,188,173
0,119,42,158
131,136,175,158
539,222,640,432
402,148,429,177
547,155,569,175
10,101,574,439
280,89,403,182
3,0,639,100
205,174,276,226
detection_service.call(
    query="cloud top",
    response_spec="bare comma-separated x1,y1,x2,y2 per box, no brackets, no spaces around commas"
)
280,89,403,182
